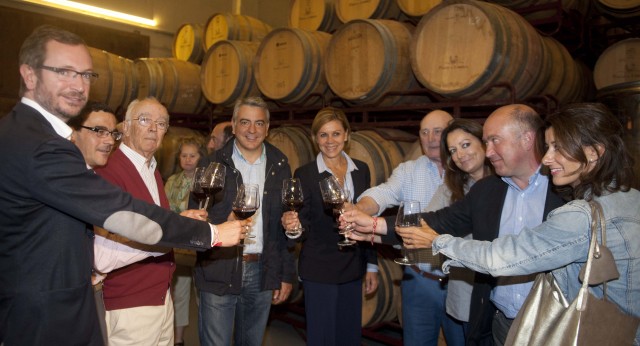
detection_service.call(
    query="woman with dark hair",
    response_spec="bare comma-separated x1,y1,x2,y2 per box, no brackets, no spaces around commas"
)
425,118,493,333
281,107,378,345
400,103,640,343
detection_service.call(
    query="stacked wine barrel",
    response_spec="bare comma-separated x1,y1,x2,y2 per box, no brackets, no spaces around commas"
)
88,48,206,115
593,38,640,183
91,0,627,114
192,1,595,109
87,47,137,114
199,14,273,107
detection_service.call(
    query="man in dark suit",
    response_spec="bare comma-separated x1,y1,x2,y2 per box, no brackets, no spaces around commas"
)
0,25,245,345
344,104,566,346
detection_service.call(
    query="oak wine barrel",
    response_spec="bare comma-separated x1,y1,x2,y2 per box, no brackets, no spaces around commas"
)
289,0,341,33
346,129,412,186
594,38,640,90
172,23,205,64
594,0,640,19
362,255,402,327
325,19,423,106
203,13,272,51
485,0,590,20
200,40,261,107
597,81,640,181
267,126,316,175
135,58,206,115
254,28,332,106
411,0,550,101
88,47,137,114
335,0,401,22
397,0,442,17
540,36,586,105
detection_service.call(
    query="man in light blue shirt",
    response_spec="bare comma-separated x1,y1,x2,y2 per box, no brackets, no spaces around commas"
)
357,110,466,346
491,171,547,319
193,97,295,346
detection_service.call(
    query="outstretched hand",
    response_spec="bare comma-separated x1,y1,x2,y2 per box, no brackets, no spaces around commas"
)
214,220,249,247
180,209,208,221
395,219,439,249
339,208,375,233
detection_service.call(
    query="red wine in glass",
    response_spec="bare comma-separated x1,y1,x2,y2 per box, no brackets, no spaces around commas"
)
233,184,260,239
192,190,207,204
319,176,355,247
202,186,222,197
202,162,226,210
284,199,303,212
233,208,256,220
190,167,207,209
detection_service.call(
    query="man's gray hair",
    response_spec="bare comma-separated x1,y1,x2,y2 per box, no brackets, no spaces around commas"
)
232,97,270,123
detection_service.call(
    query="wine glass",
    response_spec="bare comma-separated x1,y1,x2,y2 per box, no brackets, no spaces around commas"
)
201,162,226,210
232,183,260,238
282,178,304,239
319,176,355,247
394,200,421,265
190,167,207,209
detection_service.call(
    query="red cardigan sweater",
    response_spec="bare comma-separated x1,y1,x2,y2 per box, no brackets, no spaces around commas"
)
95,148,175,310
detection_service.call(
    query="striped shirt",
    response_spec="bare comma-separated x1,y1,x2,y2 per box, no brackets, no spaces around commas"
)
358,155,444,274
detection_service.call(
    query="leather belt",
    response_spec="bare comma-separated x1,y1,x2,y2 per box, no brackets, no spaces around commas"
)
410,265,449,284
242,253,261,262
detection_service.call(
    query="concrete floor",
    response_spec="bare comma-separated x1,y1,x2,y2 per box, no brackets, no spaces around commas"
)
178,284,405,346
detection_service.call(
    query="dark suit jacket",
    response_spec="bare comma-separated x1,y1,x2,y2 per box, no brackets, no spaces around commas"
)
383,175,565,346
0,103,213,345
295,158,378,284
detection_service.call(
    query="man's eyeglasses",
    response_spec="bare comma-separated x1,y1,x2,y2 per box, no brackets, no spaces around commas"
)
80,126,122,141
132,115,169,131
39,65,99,84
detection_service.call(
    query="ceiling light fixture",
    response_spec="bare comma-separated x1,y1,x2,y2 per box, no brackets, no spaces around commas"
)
23,0,157,27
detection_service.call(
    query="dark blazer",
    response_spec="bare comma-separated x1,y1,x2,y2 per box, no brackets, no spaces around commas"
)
0,102,213,345
295,157,378,283
193,140,296,295
383,174,565,346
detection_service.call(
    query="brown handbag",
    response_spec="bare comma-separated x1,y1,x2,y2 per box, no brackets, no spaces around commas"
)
505,200,640,346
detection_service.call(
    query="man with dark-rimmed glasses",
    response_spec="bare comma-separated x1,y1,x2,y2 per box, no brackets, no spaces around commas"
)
67,101,120,346
0,25,246,345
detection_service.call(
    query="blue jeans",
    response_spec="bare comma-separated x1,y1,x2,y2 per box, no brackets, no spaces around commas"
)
198,261,272,346
401,266,465,346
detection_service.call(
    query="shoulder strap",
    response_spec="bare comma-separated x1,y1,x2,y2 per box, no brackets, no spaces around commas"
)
576,200,601,311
